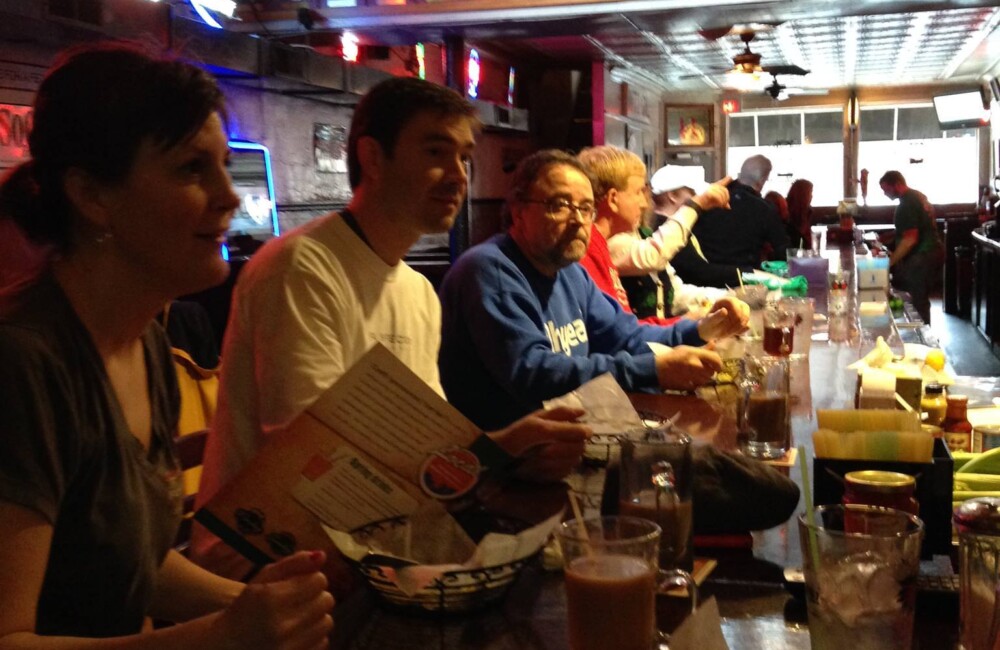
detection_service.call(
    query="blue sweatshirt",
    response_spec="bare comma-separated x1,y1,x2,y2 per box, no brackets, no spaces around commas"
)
439,234,704,430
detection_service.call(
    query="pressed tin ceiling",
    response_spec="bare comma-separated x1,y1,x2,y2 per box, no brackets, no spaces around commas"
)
231,0,1000,93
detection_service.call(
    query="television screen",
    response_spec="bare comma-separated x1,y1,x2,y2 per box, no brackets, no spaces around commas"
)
932,90,990,130
226,141,279,257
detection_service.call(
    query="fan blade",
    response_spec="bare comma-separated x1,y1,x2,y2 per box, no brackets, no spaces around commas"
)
697,22,784,41
762,64,810,76
785,88,829,95
698,27,734,41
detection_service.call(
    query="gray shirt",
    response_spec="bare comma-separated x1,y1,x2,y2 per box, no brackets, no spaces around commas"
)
0,276,181,637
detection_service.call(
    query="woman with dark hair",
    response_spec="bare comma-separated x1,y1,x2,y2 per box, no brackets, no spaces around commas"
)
0,43,333,647
786,179,814,249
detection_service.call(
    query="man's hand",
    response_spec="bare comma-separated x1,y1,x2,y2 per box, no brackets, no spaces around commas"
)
654,345,723,391
692,176,732,211
697,296,750,342
889,228,919,267
489,407,592,483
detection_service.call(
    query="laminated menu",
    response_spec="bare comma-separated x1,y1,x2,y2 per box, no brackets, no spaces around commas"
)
194,343,512,569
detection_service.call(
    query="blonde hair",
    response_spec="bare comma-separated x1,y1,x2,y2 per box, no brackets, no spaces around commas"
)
577,145,646,198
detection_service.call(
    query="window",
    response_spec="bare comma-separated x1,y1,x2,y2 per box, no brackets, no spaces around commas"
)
860,109,894,142
804,112,841,144
728,115,755,147
728,104,981,207
758,114,801,146
727,109,843,207
858,104,978,206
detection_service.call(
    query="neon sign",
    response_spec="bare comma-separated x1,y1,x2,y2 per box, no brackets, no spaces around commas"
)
341,32,359,63
467,49,480,99
189,0,236,29
416,43,426,80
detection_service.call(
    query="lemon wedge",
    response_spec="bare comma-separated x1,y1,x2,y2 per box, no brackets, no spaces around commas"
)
925,349,946,372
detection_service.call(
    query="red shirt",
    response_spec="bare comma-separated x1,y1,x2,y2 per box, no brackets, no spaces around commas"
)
580,225,679,327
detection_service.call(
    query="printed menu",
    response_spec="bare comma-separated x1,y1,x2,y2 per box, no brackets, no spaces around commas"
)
195,343,510,568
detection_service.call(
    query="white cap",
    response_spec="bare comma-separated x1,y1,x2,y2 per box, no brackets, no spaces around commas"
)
649,165,709,195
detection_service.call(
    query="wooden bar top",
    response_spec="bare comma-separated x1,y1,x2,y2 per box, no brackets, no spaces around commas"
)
331,338,962,649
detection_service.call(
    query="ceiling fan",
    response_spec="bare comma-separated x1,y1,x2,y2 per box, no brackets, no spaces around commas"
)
764,75,828,100
728,31,809,77
677,29,809,85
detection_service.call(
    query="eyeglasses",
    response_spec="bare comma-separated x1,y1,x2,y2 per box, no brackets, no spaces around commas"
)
522,198,597,223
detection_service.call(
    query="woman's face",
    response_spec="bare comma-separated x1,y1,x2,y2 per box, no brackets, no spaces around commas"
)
100,112,239,297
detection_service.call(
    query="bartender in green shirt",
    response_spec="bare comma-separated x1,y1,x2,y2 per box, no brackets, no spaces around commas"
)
880,170,938,324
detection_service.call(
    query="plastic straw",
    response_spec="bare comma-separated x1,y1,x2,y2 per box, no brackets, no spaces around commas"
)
798,445,822,572
737,269,745,290
894,392,915,413
567,491,593,557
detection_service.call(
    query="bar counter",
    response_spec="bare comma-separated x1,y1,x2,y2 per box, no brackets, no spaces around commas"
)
327,331,964,649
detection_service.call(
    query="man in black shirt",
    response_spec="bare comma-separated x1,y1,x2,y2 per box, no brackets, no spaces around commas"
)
880,170,938,323
688,155,789,270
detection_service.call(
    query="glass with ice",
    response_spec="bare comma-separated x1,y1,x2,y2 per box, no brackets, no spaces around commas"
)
798,504,923,650
954,497,1000,650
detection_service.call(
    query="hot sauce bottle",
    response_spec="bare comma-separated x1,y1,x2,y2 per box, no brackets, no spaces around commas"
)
942,394,973,453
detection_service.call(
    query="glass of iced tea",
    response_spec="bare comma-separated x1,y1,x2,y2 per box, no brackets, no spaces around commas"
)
762,304,795,356
737,355,791,460
559,516,697,650
618,432,694,572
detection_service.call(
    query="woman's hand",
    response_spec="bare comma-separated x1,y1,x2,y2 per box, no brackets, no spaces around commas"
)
212,551,334,650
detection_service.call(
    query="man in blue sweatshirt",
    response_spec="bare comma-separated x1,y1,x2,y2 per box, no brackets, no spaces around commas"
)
439,150,749,430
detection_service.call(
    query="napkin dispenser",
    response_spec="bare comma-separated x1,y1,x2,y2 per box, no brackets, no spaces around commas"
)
856,256,890,290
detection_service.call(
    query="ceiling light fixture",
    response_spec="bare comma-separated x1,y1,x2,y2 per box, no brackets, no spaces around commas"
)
724,69,765,92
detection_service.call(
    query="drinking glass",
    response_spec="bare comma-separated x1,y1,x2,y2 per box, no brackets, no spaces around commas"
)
798,505,923,650
955,497,1000,650
788,249,830,291
813,227,828,253
778,296,814,359
618,432,694,572
829,272,850,316
762,304,794,357
559,516,697,650
737,355,790,460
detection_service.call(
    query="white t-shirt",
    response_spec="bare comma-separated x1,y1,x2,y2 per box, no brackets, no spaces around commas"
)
608,206,699,276
193,213,441,572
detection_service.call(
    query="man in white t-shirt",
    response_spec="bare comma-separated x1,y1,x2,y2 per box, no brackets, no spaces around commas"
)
194,78,590,579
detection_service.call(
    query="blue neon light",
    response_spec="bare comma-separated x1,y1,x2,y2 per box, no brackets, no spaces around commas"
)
190,0,223,29
229,140,280,237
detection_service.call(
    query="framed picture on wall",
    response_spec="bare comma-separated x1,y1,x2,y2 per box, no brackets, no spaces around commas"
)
664,104,713,147
314,123,347,173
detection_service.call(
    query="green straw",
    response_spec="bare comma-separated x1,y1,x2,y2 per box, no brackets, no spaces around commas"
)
798,445,821,572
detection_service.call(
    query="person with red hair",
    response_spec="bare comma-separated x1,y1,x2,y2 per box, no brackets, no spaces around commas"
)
786,179,814,250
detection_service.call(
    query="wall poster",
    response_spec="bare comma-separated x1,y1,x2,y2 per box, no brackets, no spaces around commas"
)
664,104,713,147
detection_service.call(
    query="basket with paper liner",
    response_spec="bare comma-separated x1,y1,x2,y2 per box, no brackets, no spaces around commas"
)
325,502,561,613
